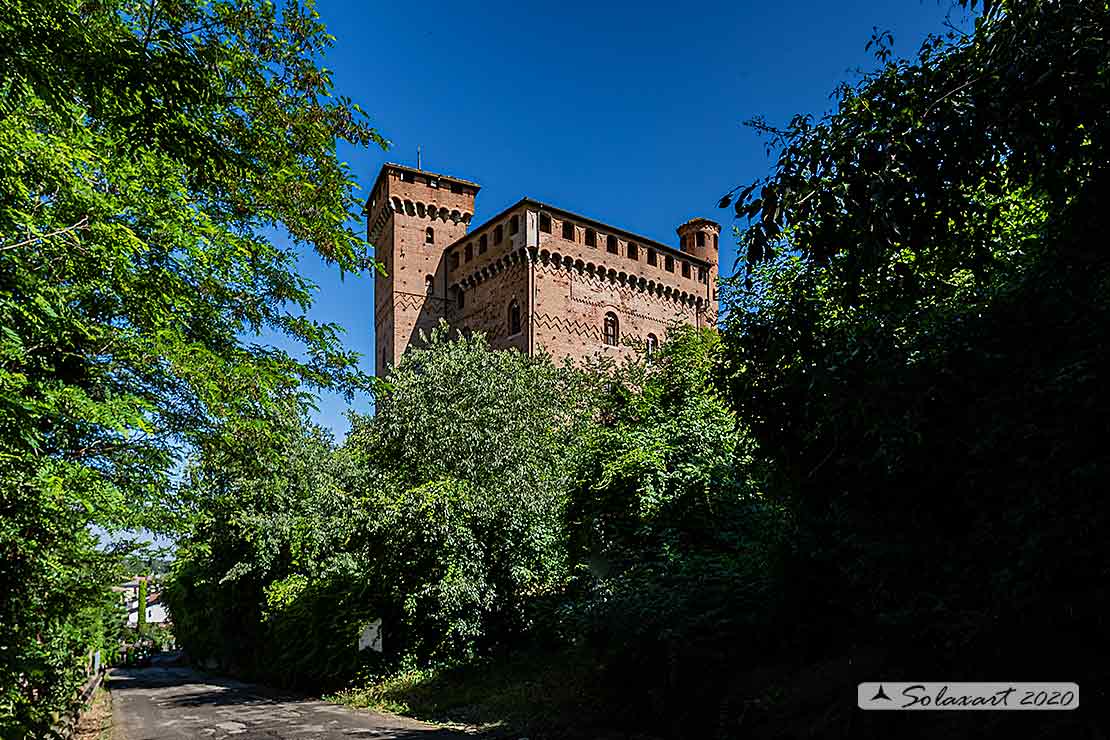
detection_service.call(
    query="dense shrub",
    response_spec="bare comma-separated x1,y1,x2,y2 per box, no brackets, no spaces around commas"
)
717,0,1110,703
563,327,789,732
169,328,596,681
341,327,596,662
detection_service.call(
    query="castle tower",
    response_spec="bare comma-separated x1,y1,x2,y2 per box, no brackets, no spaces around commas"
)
676,217,722,323
366,163,479,376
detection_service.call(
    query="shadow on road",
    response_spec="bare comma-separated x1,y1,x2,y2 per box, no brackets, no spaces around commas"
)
110,666,473,739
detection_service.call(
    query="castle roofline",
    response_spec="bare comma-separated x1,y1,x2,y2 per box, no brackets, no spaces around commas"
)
366,162,482,211
677,217,722,232
447,197,713,267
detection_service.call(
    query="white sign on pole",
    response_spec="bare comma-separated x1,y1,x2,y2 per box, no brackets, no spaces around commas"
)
358,620,383,653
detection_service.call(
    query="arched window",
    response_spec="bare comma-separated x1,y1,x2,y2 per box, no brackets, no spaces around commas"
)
603,312,619,346
508,299,521,336
696,231,706,247
425,226,435,244
646,333,658,356
425,275,434,294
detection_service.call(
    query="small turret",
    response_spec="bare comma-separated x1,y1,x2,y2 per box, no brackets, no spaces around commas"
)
676,217,721,263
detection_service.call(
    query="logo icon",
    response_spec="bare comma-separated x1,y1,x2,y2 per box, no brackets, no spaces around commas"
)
870,685,892,702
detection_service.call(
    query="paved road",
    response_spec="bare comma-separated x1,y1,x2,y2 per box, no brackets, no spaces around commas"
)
111,666,470,739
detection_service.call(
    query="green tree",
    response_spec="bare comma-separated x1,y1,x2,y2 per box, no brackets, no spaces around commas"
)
566,327,786,733
717,0,1109,679
137,578,148,638
166,411,350,685
168,328,597,684
0,0,385,733
338,327,597,664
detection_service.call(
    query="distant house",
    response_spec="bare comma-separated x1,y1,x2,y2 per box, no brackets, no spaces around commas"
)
116,576,170,627
127,590,169,627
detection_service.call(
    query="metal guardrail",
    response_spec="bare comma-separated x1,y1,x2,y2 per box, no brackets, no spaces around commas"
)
49,668,106,740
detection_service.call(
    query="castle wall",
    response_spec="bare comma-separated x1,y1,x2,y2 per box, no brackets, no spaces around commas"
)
530,256,702,365
531,209,712,302
369,165,477,374
373,218,396,371
526,207,712,365
445,203,532,353
371,163,720,375
446,256,530,353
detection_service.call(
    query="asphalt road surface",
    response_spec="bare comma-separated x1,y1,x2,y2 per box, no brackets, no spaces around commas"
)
111,666,470,740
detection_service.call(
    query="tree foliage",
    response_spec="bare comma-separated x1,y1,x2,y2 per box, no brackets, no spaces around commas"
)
168,328,597,684
564,327,787,731
0,0,385,733
343,328,596,662
136,578,148,636
718,0,1110,690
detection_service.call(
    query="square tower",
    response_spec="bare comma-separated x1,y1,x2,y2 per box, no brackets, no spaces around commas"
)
366,164,479,376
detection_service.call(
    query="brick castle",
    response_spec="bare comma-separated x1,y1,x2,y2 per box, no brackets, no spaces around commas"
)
367,162,720,375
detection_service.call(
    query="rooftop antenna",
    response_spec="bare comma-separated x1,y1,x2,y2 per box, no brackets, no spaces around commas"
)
417,145,422,171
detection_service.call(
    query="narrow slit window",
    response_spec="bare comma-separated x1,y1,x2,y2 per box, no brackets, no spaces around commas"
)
425,227,435,244
508,299,521,336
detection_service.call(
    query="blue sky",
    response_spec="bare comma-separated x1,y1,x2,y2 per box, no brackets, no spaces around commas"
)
283,0,975,439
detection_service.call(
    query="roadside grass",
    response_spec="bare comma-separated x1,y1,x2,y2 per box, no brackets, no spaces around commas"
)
74,683,114,740
329,647,628,739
